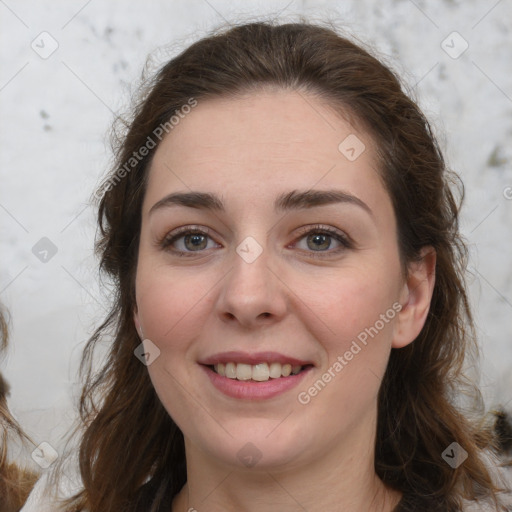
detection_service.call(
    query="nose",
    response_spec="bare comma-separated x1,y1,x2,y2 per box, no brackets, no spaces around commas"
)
216,241,288,329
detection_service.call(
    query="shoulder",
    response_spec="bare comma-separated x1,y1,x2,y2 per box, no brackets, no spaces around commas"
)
20,467,83,512
396,493,471,512
21,471,172,512
397,492,507,512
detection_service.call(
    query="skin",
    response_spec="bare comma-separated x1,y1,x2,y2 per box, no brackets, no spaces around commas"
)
134,89,436,512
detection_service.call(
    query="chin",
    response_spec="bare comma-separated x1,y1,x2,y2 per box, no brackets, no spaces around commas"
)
191,418,316,471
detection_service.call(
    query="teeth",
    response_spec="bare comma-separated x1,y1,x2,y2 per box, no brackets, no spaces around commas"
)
269,362,281,379
225,362,236,379
281,363,292,377
252,363,270,381
217,363,226,377
213,362,304,381
236,363,252,381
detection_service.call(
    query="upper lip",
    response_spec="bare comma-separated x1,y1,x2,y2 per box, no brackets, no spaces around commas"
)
199,351,313,366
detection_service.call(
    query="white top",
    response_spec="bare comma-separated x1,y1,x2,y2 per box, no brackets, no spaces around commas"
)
21,467,83,512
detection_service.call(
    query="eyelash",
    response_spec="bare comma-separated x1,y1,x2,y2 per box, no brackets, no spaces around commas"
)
292,225,352,258
159,224,352,258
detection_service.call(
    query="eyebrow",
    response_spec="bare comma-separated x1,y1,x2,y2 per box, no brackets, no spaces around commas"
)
149,189,373,217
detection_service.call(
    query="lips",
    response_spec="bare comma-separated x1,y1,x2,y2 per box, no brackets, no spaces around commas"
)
198,351,314,398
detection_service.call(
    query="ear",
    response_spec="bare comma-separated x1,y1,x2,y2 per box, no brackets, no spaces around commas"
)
392,246,436,349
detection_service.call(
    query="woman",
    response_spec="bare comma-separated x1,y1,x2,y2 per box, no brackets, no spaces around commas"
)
23,20,511,511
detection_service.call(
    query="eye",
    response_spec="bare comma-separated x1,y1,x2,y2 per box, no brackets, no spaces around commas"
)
291,224,352,258
160,226,220,257
159,224,352,258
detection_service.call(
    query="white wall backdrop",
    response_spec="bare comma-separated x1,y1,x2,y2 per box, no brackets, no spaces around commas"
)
1,0,511,460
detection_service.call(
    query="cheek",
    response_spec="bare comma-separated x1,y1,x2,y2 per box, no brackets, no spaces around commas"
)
300,273,398,404
134,261,218,429
134,261,215,348
293,277,398,427
304,270,399,352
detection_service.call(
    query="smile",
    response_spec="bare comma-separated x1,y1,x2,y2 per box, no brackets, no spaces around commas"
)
212,362,305,381
199,351,314,399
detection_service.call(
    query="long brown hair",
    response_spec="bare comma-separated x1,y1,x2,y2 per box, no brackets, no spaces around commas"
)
58,20,509,511
0,309,39,511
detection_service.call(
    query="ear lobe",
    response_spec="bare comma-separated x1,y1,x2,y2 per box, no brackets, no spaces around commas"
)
392,247,436,349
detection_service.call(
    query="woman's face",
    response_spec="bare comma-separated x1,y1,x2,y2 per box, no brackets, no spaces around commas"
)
134,89,411,471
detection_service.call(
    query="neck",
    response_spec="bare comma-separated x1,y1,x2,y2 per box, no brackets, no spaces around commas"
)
172,415,401,512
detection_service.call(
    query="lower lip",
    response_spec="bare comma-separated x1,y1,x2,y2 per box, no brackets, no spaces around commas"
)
201,365,312,400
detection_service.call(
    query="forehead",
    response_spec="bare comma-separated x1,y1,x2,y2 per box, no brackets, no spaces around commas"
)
144,89,390,220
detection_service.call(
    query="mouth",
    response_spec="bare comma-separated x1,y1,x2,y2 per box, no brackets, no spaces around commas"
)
208,362,312,381
198,352,314,400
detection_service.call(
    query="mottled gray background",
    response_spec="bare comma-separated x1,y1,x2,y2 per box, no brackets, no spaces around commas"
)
1,0,511,457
